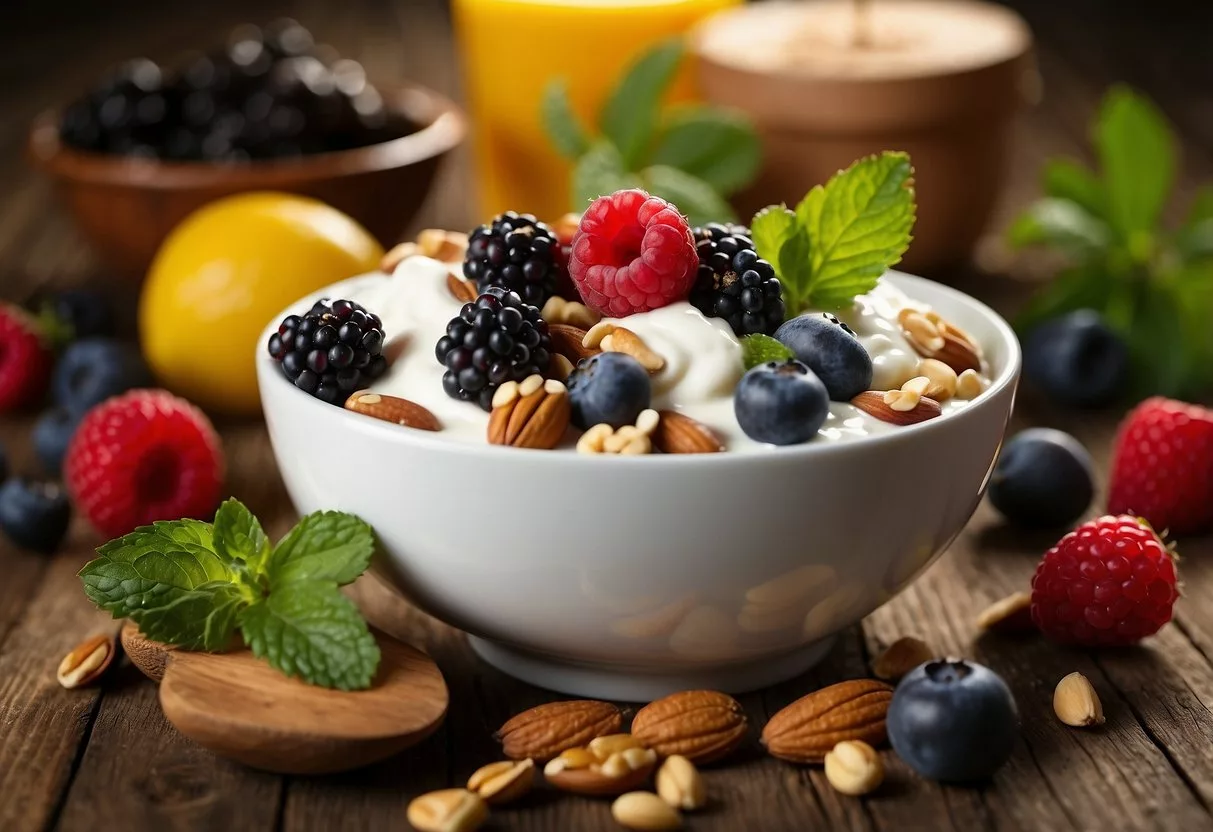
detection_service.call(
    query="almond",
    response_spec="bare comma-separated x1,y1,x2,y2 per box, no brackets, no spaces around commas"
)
57,633,116,689
976,591,1035,634
447,273,478,304
344,391,441,431
487,376,570,450
761,679,893,763
380,241,420,273
652,411,724,454
1054,672,1105,728
934,331,981,374
871,636,932,681
630,690,747,765
851,390,942,426
544,746,658,796
549,323,599,364
496,700,623,761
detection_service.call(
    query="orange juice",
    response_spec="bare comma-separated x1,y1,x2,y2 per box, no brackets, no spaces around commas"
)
452,0,740,221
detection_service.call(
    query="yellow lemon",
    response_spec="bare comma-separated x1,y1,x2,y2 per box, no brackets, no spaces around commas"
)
140,193,384,415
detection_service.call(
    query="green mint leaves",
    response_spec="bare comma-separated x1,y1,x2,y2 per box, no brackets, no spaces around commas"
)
740,334,794,369
1008,85,1213,398
79,499,381,690
542,39,760,225
752,152,916,314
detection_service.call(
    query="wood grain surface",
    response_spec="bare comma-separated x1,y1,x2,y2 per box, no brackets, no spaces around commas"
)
1,0,1212,830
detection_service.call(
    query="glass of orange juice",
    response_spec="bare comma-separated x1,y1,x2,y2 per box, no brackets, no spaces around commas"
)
452,0,740,222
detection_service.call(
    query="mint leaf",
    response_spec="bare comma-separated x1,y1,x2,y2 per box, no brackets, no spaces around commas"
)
598,39,683,168
1007,198,1111,255
796,152,915,308
650,106,760,195
1096,86,1176,240
642,165,736,225
740,334,794,369
240,582,380,690
1043,158,1106,219
268,510,374,588
541,79,591,161
213,499,269,574
750,205,797,265
750,205,813,311
572,141,641,208
1176,187,1213,261
80,521,233,618
136,582,244,651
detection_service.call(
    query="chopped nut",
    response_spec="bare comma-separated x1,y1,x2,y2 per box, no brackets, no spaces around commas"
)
57,633,116,689
550,212,581,242
589,733,645,761
655,755,706,811
601,328,665,372
583,320,616,349
549,353,575,382
544,746,598,775
956,369,986,399
824,740,884,796
976,592,1035,634
917,358,958,401
381,229,469,272
406,789,487,832
545,744,657,796
898,308,946,353
467,759,534,806
871,636,932,681
612,791,682,830
883,376,930,412
542,295,601,329
1054,672,1105,727
577,410,660,455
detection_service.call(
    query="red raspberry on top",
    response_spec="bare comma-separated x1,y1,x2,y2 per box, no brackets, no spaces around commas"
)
0,303,52,410
1031,515,1178,647
1107,397,1213,535
65,389,224,538
568,189,698,317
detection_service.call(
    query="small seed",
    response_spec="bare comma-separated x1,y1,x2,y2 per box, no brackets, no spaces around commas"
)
590,734,644,761
1054,672,1105,728
655,755,705,811
872,636,933,681
612,791,682,831
57,634,115,689
406,789,487,832
467,759,534,806
824,740,884,796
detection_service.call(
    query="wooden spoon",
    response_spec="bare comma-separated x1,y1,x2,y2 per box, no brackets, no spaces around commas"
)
121,622,448,774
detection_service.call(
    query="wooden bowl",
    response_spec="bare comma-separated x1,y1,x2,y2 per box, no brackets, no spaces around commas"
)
28,84,465,278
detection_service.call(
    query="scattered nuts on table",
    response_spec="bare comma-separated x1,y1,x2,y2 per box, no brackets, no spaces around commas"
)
543,739,658,796
466,759,534,806
612,791,683,831
1053,672,1105,727
655,755,706,811
976,592,1035,634
824,739,885,796
57,633,116,689
872,636,933,681
631,689,748,764
406,788,487,832
762,679,893,764
496,699,622,761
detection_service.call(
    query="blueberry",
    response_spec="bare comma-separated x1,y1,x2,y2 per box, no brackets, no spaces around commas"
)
41,290,115,340
53,338,151,415
888,659,1018,782
734,359,829,445
567,353,651,429
774,313,873,401
1023,309,1128,407
33,408,81,475
988,428,1094,528
0,478,71,554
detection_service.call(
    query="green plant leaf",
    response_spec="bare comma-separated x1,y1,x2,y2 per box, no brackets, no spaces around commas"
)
750,205,797,266
740,334,794,369
213,499,270,574
1095,85,1176,240
268,511,374,588
650,105,760,195
598,39,684,168
240,582,381,690
571,141,641,209
642,165,736,225
795,152,916,309
1125,287,1189,398
1175,186,1213,261
750,205,811,311
541,79,591,161
135,582,245,651
1007,198,1111,256
79,521,232,619
1013,265,1108,335
1042,158,1106,219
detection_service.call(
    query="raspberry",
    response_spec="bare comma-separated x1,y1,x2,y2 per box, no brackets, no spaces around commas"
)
64,389,224,538
0,303,52,410
1107,397,1213,534
1031,515,1178,647
268,298,387,405
568,189,698,317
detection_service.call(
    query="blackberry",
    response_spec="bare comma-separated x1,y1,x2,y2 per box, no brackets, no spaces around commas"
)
463,213,564,308
268,298,387,405
434,287,552,411
689,223,785,336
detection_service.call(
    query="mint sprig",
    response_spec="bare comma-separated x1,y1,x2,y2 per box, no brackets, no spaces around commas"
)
1008,85,1213,398
79,499,381,690
542,39,760,225
752,152,916,315
740,334,794,369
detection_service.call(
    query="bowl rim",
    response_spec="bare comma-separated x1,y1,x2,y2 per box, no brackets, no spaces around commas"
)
28,82,465,188
259,269,1022,467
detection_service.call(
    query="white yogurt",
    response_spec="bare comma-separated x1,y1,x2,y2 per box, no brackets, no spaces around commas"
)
341,256,984,452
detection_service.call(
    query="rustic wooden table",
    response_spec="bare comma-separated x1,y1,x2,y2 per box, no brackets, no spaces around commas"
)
3,0,1213,829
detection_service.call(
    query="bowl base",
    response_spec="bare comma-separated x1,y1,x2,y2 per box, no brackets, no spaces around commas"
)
467,635,839,701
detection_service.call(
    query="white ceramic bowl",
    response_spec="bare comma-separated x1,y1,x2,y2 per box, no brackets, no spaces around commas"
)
258,271,1020,700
